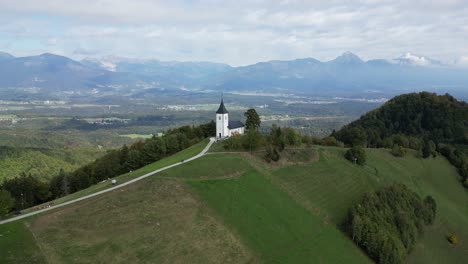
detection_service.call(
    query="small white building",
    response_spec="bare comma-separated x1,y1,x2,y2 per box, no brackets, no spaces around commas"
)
216,99,245,139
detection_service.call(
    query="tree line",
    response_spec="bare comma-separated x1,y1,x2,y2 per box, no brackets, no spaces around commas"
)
0,121,215,216
344,184,436,264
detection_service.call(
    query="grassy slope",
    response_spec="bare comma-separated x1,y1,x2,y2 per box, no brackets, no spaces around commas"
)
0,221,47,263
1,144,466,263
26,178,251,264
188,169,371,263
273,147,468,264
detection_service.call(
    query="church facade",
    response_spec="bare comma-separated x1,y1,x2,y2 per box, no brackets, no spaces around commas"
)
216,99,245,139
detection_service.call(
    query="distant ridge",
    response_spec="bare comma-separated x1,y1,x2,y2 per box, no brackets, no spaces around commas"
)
0,51,467,99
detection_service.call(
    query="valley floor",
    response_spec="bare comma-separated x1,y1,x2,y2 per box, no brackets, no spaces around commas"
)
0,142,467,263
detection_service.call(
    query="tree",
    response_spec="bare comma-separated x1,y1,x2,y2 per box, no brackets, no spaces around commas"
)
1,173,50,209
265,145,280,162
338,127,367,147
422,140,437,158
270,125,285,151
345,146,366,165
0,189,14,216
423,196,437,224
243,129,261,152
244,108,261,130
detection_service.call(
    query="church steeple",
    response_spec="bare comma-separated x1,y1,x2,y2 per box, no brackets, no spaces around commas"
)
216,98,229,114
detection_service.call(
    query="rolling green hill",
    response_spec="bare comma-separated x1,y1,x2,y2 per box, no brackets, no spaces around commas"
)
1,142,466,263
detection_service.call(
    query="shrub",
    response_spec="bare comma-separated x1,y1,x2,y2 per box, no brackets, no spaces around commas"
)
223,134,243,150
447,234,459,245
391,144,407,157
345,146,366,165
264,145,280,162
322,136,337,146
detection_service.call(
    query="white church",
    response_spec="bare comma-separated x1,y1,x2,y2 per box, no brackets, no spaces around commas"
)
216,98,245,139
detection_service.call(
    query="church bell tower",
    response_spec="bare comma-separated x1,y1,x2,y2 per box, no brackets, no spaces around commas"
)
216,98,229,138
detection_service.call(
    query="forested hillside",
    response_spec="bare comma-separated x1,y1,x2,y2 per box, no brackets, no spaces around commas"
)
0,147,103,181
334,92,468,187
334,92,467,146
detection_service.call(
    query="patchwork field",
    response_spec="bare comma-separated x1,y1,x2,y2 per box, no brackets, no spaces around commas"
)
0,144,467,263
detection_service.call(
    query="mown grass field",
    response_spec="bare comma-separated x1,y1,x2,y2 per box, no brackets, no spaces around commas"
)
1,144,467,263
188,170,371,263
0,221,47,263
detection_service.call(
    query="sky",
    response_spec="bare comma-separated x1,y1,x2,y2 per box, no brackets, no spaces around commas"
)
0,0,467,66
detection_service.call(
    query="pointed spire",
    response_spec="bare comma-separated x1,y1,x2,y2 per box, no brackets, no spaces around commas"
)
216,96,229,114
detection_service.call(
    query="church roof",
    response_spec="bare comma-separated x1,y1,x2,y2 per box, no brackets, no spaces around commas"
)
228,120,244,129
216,99,229,114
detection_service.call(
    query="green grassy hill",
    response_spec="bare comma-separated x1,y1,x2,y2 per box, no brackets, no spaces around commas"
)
1,142,467,263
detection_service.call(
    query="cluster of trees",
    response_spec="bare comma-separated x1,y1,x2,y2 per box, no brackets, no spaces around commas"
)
345,184,436,264
333,92,468,187
345,146,366,165
224,109,347,162
223,123,306,162
0,121,215,215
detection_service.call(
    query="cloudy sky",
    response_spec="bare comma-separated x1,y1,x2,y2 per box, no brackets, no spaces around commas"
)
0,0,467,66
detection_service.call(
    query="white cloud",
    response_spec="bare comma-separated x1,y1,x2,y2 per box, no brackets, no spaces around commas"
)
46,38,58,45
457,56,468,67
0,1,466,65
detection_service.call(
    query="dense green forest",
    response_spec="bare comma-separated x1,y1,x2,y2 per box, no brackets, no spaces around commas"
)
0,147,104,181
334,92,467,146
345,184,436,264
334,92,468,187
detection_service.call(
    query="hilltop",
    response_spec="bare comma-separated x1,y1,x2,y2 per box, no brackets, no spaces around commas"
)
334,92,468,188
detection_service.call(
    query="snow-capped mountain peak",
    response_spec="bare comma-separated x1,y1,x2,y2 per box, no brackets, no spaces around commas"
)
393,53,441,66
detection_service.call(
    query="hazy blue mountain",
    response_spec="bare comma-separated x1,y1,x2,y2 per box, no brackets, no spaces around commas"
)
0,52,14,61
209,52,468,97
0,51,467,99
0,53,169,97
0,53,110,91
82,56,232,86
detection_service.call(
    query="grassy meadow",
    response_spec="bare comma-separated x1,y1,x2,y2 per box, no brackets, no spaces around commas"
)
0,143,467,263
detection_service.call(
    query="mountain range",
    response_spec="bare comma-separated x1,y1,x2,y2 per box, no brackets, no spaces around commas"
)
0,51,466,100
